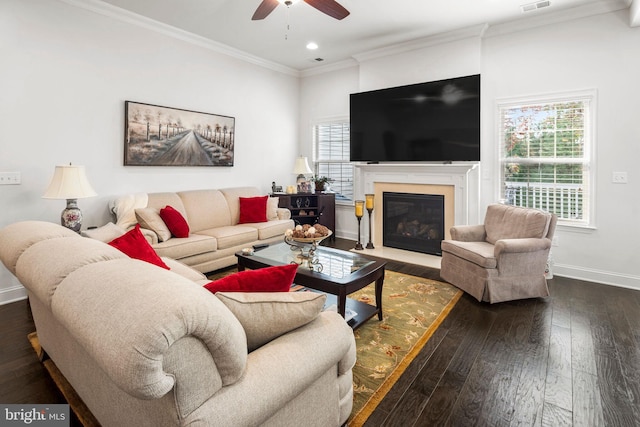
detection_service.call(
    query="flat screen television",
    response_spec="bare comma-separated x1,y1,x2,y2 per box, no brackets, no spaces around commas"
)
350,74,480,162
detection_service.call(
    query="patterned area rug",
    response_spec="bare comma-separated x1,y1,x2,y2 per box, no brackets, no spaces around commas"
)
347,270,462,426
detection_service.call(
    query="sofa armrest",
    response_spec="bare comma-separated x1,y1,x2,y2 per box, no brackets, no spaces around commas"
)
276,208,291,220
51,260,247,400
188,312,356,427
450,224,486,242
494,237,551,256
139,227,159,245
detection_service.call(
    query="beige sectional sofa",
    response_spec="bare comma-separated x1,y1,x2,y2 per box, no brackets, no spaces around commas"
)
0,221,356,427
109,187,294,273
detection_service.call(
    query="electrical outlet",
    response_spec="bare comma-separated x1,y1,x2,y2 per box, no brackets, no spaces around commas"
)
612,172,628,184
0,172,21,185
552,235,559,247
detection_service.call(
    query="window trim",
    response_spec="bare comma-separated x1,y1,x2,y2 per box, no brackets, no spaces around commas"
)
496,89,597,229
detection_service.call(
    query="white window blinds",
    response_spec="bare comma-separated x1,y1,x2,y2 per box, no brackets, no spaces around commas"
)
314,121,353,201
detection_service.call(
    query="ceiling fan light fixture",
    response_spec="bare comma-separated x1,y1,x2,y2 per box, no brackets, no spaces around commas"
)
278,0,301,5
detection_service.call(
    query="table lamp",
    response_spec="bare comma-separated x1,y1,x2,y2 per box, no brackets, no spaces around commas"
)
43,164,97,233
293,156,313,193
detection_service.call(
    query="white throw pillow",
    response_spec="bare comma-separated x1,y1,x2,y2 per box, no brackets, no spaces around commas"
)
267,197,279,221
135,207,172,242
216,291,326,351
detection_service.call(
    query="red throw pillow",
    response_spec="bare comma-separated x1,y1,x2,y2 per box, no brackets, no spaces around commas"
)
108,224,169,269
159,205,189,238
204,264,298,293
238,196,268,224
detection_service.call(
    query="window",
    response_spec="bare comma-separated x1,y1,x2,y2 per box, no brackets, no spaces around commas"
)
313,120,353,202
498,91,595,227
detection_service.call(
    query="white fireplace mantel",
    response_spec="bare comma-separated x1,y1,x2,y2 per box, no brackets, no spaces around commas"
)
355,162,481,226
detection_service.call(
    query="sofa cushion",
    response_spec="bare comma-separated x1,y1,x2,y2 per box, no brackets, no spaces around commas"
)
441,240,497,269
153,234,217,260
162,257,208,282
135,207,172,242
146,193,188,223
108,224,169,270
216,291,326,351
160,205,190,238
247,219,293,240
177,189,231,232
204,264,297,293
238,196,268,224
484,204,551,245
197,226,258,249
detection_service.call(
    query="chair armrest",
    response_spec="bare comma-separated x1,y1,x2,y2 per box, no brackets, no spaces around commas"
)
450,224,486,242
494,238,551,256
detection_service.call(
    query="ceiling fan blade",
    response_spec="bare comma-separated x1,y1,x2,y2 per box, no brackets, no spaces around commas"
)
252,0,280,20
303,0,350,20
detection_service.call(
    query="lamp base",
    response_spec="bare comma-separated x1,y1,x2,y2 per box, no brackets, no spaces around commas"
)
61,199,82,233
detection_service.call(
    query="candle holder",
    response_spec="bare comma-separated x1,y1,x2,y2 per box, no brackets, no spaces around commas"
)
365,194,375,249
354,200,364,250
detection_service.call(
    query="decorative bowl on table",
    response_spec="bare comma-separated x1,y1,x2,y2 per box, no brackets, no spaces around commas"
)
284,225,332,271
289,230,332,244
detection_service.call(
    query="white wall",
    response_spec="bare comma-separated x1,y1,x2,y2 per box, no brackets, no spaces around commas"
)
0,0,300,303
299,9,640,290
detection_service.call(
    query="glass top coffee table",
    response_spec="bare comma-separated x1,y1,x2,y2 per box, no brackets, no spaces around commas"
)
236,243,386,330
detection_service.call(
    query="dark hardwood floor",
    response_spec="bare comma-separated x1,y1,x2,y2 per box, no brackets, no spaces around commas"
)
1,237,639,426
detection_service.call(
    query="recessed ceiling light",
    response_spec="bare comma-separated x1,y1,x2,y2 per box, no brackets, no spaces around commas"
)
306,42,319,50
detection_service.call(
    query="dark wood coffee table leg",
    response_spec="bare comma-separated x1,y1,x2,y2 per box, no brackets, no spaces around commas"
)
375,269,384,320
337,289,347,318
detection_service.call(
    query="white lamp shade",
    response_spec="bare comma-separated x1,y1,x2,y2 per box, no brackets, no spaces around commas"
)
43,165,97,200
292,156,313,175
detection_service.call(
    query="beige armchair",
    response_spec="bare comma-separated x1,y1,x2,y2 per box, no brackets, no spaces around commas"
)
440,203,557,303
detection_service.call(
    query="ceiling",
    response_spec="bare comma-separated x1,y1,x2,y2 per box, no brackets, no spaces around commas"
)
97,0,634,71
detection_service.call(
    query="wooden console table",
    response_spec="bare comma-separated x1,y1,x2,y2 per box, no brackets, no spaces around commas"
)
273,193,335,238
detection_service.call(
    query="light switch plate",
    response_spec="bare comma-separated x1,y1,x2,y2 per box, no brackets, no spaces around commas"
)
612,172,628,184
0,172,21,185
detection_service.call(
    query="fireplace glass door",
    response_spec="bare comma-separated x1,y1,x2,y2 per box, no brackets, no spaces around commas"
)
382,192,444,256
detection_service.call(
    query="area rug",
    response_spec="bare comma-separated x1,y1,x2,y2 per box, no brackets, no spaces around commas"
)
346,270,461,426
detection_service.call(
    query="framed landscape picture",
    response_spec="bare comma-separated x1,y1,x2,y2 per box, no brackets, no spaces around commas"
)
124,101,235,166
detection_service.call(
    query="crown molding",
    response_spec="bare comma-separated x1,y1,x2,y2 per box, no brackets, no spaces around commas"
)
484,0,630,38
351,24,489,64
57,0,301,77
299,58,359,78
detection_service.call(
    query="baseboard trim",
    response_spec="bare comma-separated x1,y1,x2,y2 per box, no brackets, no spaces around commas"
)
553,263,640,292
0,285,27,306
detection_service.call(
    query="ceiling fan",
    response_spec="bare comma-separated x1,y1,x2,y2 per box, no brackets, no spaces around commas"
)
252,0,350,21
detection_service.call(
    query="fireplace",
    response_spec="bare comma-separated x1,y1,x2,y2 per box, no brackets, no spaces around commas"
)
383,192,445,256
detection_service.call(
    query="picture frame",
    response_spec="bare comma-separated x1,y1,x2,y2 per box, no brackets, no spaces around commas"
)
124,101,235,166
